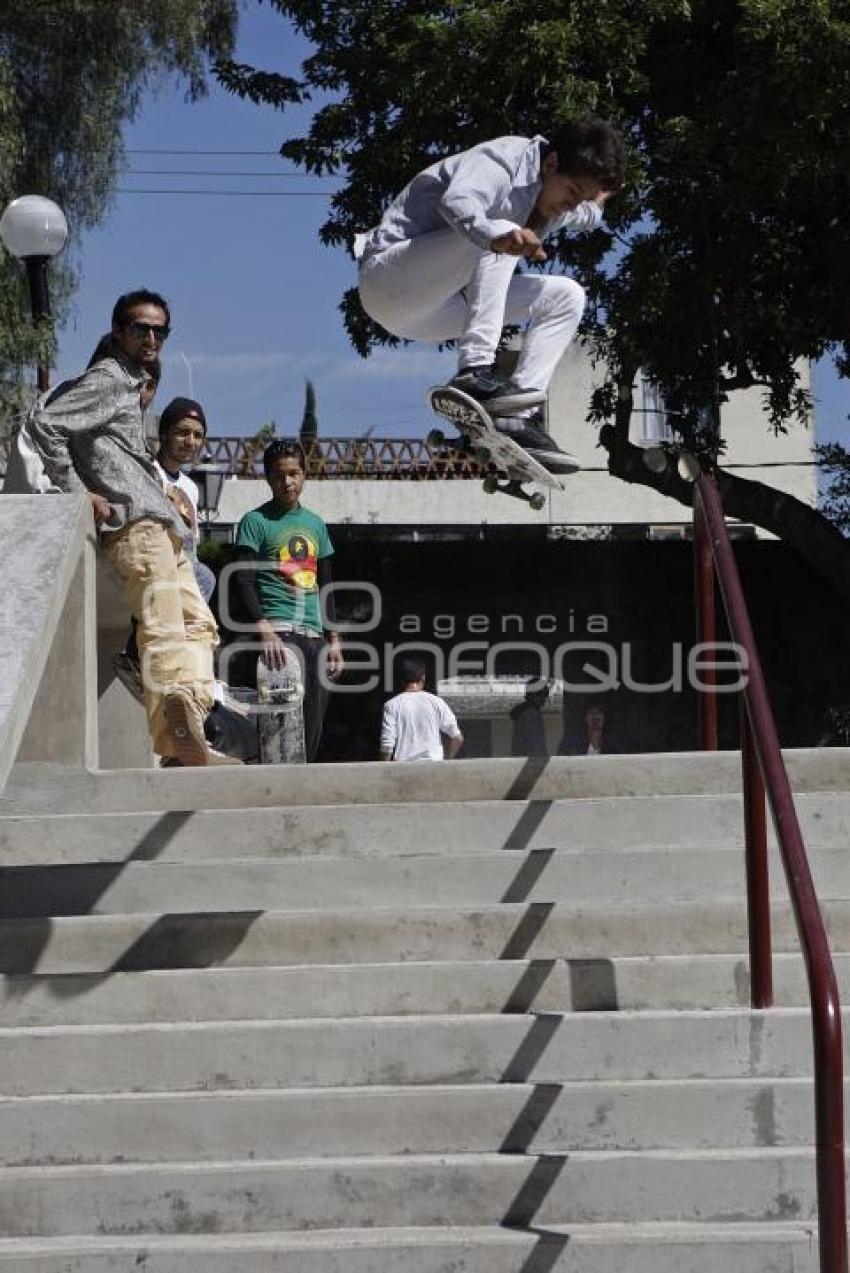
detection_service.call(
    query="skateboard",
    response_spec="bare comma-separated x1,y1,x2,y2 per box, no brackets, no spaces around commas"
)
427,384,567,509
256,651,306,765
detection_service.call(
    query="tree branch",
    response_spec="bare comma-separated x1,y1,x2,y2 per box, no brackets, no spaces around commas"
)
599,423,850,606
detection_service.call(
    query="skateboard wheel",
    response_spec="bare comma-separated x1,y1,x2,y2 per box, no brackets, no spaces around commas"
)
529,492,546,511
482,476,499,494
427,428,445,447
474,446,491,464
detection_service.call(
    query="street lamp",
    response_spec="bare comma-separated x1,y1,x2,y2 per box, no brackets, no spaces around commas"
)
0,195,68,392
190,459,230,530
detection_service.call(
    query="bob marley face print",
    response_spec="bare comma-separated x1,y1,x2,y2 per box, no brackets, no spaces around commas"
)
277,531,318,590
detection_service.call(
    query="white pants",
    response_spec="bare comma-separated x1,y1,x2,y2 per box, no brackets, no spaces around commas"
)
358,228,586,392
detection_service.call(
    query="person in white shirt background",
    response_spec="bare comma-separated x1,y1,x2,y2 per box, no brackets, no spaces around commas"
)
380,657,464,762
151,396,216,603
356,115,626,474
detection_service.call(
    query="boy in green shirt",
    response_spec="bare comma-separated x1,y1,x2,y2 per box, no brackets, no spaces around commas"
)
233,440,344,760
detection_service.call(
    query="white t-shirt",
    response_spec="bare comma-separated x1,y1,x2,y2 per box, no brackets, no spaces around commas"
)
154,460,199,549
380,690,462,762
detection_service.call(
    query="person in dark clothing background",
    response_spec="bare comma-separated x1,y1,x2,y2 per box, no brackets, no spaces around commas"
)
510,680,550,756
559,700,623,756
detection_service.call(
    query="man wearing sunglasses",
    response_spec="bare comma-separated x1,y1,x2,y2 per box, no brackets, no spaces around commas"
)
25,289,236,767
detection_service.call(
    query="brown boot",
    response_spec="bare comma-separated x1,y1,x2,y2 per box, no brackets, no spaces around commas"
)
162,689,210,766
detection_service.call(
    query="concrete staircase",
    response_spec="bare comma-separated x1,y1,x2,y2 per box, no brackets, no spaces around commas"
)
0,753,847,1271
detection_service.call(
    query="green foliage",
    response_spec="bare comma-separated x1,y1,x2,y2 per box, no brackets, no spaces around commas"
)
219,0,850,426
817,442,850,535
196,536,236,573
0,0,238,452
213,59,301,109
300,377,318,441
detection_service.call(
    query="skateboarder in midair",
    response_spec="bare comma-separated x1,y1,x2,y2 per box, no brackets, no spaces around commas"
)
356,115,626,473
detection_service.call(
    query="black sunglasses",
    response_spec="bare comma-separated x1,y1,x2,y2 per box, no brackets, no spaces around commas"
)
125,320,171,342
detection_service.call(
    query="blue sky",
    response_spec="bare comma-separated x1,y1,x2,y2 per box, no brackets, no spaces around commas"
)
53,4,456,442
52,3,848,450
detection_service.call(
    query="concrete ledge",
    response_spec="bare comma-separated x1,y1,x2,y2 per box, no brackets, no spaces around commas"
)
0,1224,822,1273
0,899,847,975
3,748,849,815
0,1078,830,1165
0,1009,836,1095
1,793,849,864
1,844,849,917
4,953,843,1026
0,1149,823,1234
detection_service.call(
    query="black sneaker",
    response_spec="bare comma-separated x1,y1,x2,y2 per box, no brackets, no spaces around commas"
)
450,366,546,412
494,410,581,475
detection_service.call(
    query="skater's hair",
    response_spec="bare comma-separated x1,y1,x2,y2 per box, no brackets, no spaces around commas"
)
397,657,427,688
87,333,118,367
87,334,162,388
112,289,171,329
158,396,206,438
544,116,626,191
263,438,306,476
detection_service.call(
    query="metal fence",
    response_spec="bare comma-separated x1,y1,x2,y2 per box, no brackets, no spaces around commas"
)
205,436,482,480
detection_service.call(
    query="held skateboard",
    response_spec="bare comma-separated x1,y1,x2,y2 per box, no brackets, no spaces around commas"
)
256,651,307,765
427,384,566,509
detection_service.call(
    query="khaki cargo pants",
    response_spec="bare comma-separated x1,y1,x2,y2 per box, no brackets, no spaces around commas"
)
103,518,218,758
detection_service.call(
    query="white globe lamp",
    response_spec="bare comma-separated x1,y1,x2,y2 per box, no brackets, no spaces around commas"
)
0,196,68,390
0,195,68,262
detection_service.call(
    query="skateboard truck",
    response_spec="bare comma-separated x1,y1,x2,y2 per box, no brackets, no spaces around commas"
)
427,384,566,507
481,474,546,510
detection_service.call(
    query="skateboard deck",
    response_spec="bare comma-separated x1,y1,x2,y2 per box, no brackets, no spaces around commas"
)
427,384,567,507
256,651,306,765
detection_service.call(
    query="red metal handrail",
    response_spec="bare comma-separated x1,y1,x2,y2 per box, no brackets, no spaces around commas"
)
694,472,846,1273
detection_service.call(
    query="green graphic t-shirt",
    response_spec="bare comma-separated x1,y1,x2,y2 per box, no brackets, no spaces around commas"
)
236,500,333,633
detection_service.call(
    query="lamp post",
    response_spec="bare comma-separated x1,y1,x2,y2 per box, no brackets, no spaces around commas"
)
0,195,68,392
190,459,229,535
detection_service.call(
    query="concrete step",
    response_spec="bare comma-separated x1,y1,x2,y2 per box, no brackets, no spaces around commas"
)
0,1222,821,1272
5,750,849,814
2,793,849,866
0,1149,824,1235
0,899,848,975
0,1010,832,1097
0,1078,830,1167
2,846,849,918
4,952,843,1028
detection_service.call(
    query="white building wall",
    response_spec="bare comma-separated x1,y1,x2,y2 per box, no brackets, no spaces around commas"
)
215,344,816,534
546,344,816,529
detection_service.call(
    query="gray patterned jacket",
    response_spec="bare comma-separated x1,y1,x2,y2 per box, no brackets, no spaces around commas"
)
23,355,183,538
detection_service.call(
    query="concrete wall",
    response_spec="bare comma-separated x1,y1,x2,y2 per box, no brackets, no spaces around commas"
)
0,494,156,788
213,347,816,536
0,495,98,790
